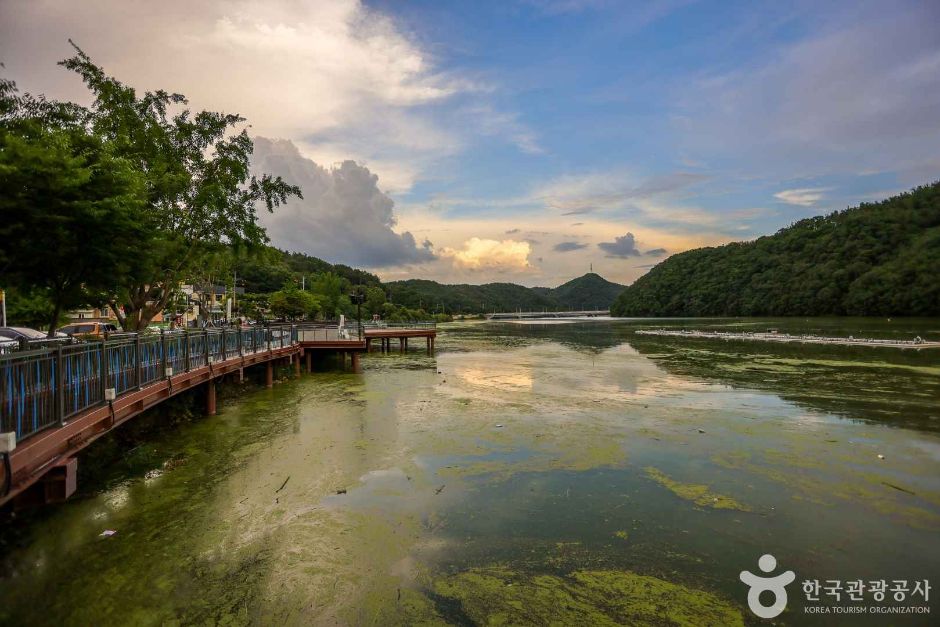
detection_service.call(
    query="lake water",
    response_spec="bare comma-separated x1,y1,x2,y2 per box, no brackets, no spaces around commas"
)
1,318,938,625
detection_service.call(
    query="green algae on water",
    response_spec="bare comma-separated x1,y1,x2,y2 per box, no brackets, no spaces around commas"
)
644,467,751,511
430,567,744,626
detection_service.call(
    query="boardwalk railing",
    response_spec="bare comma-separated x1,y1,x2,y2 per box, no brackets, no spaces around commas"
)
1,324,298,442
294,321,437,343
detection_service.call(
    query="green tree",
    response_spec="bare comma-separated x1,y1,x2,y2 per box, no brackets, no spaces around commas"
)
0,77,149,335
310,272,351,319
58,43,301,331
364,286,387,317
269,287,321,320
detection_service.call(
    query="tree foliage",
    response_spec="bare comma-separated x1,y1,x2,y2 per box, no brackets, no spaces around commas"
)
268,286,321,320
0,76,148,335
58,42,301,331
610,183,940,317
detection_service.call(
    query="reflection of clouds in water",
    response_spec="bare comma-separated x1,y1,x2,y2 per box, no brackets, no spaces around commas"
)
457,364,533,391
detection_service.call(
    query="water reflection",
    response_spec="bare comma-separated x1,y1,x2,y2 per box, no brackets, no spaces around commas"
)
0,319,937,625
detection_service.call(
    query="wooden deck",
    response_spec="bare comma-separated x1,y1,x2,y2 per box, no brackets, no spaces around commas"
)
0,343,300,508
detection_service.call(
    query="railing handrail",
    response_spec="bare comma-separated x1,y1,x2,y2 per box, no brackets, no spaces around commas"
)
1,323,299,443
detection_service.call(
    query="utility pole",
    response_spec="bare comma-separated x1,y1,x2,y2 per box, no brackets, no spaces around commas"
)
0,288,5,326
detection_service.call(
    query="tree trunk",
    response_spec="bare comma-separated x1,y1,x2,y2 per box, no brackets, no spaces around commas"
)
47,296,64,338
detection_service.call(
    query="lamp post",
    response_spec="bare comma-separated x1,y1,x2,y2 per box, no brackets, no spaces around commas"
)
349,290,365,340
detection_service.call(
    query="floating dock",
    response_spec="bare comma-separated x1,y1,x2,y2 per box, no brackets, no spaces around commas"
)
634,329,940,349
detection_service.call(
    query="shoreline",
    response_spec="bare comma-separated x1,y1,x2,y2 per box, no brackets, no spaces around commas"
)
635,328,940,349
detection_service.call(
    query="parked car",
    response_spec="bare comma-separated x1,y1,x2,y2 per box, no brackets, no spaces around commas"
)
57,322,119,339
0,326,67,340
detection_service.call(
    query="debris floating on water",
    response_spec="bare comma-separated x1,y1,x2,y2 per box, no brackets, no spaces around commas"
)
336,488,347,495
276,476,291,493
435,485,446,495
99,530,117,537
877,454,885,460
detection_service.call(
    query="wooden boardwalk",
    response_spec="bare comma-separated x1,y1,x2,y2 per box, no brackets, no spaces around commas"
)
0,322,437,508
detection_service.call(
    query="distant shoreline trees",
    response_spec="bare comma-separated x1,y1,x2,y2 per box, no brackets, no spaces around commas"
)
610,183,940,317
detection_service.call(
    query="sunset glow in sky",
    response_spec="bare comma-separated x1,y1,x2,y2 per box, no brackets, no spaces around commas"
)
2,0,938,286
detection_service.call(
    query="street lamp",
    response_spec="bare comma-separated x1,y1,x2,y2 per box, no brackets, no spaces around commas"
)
349,290,365,340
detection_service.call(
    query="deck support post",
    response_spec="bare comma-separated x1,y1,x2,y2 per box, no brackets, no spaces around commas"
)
266,361,274,388
351,352,361,374
305,350,312,373
426,336,431,355
206,379,217,416
294,354,301,377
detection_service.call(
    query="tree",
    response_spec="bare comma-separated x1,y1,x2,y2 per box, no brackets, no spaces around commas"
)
58,43,301,331
0,77,149,335
364,286,386,317
310,272,351,319
269,287,321,320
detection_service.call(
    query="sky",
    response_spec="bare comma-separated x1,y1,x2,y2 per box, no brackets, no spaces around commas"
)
2,0,938,287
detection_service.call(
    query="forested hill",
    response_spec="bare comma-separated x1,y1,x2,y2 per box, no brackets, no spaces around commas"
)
387,273,624,314
549,273,625,310
610,183,940,317
386,280,557,314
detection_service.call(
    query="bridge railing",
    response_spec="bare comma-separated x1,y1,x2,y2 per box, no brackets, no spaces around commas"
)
0,324,298,443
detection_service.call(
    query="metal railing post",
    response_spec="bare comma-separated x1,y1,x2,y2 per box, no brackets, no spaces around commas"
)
160,329,168,379
55,345,65,426
267,323,272,352
204,328,210,365
184,330,191,372
221,327,227,361
135,334,142,390
238,327,243,357
101,337,109,403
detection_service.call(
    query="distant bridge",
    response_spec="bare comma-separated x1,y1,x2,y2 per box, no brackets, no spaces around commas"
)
486,310,609,320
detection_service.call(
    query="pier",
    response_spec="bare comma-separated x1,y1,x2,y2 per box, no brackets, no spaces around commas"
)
0,321,436,508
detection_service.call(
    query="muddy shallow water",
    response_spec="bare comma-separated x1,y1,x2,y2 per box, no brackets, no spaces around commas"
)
1,318,938,625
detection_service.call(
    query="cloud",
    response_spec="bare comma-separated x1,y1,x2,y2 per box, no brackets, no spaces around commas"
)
680,5,940,179
250,137,434,267
598,233,642,258
645,247,667,256
461,104,543,154
538,171,709,215
439,238,532,272
773,188,829,207
505,228,521,234
553,241,589,252
0,0,530,193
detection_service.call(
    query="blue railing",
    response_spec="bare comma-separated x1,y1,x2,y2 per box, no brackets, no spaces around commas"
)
0,324,297,442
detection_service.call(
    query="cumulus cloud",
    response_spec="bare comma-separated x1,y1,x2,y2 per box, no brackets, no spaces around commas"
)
439,238,532,272
598,233,642,258
553,241,589,252
774,188,829,207
645,247,668,256
250,137,434,267
0,0,529,193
